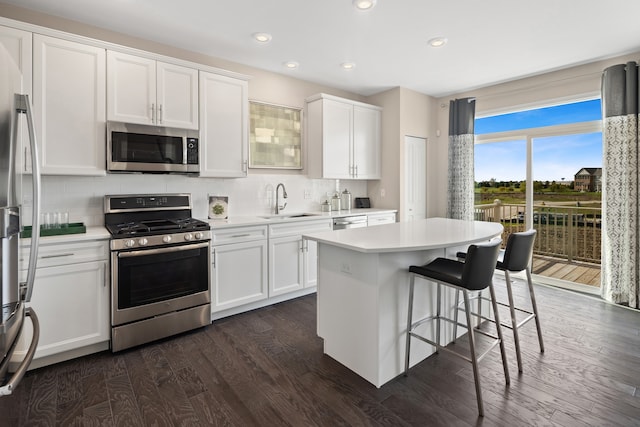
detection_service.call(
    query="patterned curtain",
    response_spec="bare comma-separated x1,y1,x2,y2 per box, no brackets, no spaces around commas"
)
601,62,639,308
447,97,476,221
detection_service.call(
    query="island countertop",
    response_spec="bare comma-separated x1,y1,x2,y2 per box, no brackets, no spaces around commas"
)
304,217,504,253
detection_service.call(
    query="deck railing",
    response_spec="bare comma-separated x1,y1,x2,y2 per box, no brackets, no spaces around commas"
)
474,200,601,264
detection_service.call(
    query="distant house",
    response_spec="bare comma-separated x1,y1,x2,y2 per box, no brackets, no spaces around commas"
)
574,168,602,192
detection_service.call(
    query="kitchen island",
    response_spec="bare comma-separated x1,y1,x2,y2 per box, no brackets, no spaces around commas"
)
303,217,503,388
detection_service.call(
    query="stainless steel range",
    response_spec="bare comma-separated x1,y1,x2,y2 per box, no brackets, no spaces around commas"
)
105,194,211,352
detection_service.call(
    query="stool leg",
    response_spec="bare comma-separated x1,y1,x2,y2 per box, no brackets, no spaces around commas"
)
476,290,483,329
463,289,484,417
435,283,442,352
526,267,545,353
489,281,510,385
452,289,460,343
404,274,416,375
504,270,523,373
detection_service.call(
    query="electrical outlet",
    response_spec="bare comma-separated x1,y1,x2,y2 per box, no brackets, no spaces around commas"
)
381,188,386,197
340,262,352,274
304,189,311,199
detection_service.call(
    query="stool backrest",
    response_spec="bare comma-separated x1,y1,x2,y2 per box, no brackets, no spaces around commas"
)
502,229,537,272
462,238,502,290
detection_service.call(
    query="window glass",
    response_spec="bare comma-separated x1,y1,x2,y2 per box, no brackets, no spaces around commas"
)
475,99,601,134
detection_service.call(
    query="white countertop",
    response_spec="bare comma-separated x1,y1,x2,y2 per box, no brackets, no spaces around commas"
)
304,217,503,253
208,208,397,229
20,226,111,246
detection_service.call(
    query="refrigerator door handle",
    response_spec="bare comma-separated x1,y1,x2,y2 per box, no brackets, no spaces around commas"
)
16,94,41,303
0,307,40,396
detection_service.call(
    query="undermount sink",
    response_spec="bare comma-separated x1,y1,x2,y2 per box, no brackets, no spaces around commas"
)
260,213,321,220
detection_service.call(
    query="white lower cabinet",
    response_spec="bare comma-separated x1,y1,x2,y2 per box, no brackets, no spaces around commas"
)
367,212,397,226
268,219,332,297
211,225,268,313
14,239,109,368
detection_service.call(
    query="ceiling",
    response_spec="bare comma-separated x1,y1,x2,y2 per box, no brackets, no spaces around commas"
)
5,0,640,97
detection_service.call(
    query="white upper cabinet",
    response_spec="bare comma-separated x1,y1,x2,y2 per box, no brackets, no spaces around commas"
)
0,25,32,173
33,34,106,176
107,51,198,129
199,71,248,177
306,93,382,180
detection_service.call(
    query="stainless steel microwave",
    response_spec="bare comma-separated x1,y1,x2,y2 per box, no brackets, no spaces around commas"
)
107,121,199,174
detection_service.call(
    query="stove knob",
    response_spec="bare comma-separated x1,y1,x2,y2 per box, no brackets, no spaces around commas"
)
124,239,136,248
184,233,193,241
163,235,172,243
138,238,148,246
194,232,204,240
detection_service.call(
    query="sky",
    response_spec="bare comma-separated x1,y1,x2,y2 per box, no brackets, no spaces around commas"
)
474,99,602,182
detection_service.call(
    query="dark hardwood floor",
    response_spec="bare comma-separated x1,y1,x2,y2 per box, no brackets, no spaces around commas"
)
2,277,639,426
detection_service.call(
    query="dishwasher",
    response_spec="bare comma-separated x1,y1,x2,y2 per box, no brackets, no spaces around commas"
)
332,215,368,230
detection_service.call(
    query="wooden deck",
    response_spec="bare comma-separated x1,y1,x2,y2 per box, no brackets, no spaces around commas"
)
533,254,601,287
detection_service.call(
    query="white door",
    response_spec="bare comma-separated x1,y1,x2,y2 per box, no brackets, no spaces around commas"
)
107,51,156,125
156,61,198,129
0,26,32,173
353,105,381,179
322,99,352,179
34,35,106,176
199,71,248,177
211,240,268,312
269,235,304,297
403,136,427,221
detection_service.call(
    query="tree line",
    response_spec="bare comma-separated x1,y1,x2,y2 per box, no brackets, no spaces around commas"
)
475,180,575,192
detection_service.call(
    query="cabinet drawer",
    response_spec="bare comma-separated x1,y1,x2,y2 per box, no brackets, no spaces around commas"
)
212,225,267,245
268,219,332,238
20,240,109,270
368,213,396,226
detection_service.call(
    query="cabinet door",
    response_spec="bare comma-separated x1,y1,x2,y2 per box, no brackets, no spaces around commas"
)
0,26,32,173
199,71,248,177
212,240,268,313
15,261,109,360
106,50,155,125
269,235,304,297
33,35,106,175
303,238,319,288
322,98,352,179
353,105,381,179
156,61,198,129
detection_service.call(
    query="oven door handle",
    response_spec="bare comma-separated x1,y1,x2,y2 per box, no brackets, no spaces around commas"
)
117,242,210,258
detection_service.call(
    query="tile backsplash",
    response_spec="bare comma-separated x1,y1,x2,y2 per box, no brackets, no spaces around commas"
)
21,174,367,227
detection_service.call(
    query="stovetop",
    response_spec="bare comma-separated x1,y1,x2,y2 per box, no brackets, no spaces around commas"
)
106,217,210,237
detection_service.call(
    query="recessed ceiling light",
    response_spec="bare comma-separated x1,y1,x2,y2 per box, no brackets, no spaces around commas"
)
341,62,356,70
252,32,272,43
353,0,377,10
428,37,448,48
283,61,299,69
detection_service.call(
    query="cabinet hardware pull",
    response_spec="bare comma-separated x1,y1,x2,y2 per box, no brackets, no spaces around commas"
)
212,248,216,268
41,253,74,259
151,103,156,123
103,263,108,287
159,104,163,123
231,233,251,238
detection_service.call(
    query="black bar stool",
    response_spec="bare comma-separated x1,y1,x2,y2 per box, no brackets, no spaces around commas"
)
457,229,543,373
404,238,509,417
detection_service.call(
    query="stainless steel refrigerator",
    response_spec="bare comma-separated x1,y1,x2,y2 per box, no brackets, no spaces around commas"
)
0,44,42,396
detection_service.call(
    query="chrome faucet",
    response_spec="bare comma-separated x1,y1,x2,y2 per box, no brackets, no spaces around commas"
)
275,183,288,214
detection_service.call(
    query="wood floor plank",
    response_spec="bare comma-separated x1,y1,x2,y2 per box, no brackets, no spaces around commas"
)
24,368,57,426
106,373,144,426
